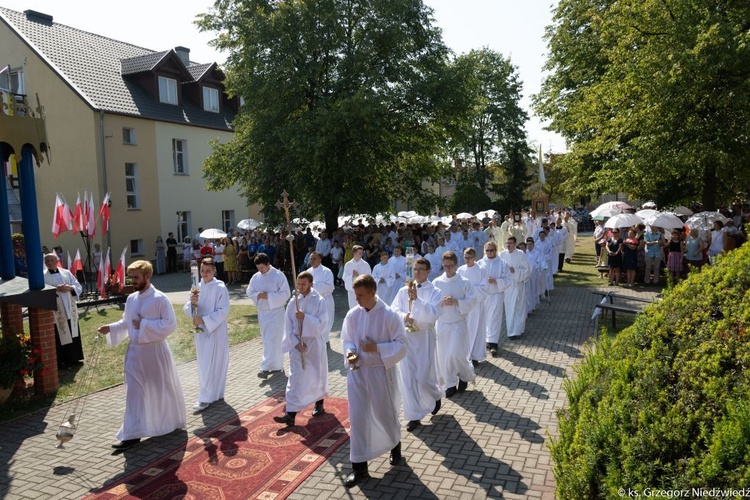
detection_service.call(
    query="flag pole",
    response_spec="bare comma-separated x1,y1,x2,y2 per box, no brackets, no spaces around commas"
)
275,190,305,370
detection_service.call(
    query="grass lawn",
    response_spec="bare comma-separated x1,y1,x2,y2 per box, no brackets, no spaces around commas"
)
0,303,259,422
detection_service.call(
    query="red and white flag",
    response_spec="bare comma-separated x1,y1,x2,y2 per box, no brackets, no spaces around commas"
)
72,193,84,233
70,249,83,276
52,194,73,238
86,191,97,238
99,248,111,297
114,246,128,291
99,192,111,233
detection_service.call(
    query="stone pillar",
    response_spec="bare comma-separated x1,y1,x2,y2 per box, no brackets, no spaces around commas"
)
0,303,24,336
28,307,58,395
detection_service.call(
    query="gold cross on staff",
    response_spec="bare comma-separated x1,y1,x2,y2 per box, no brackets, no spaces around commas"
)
275,190,297,228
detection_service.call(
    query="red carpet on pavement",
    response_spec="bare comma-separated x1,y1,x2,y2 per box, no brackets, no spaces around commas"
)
86,396,350,500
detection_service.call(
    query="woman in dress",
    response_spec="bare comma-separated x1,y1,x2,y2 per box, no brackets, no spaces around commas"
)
664,230,685,280
621,228,639,286
606,229,624,286
155,236,167,275
684,228,706,272
222,237,238,284
238,237,249,277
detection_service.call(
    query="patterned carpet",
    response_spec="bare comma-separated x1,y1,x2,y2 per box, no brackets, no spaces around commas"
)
86,396,350,499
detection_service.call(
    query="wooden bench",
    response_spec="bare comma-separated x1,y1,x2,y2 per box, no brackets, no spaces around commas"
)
592,290,657,330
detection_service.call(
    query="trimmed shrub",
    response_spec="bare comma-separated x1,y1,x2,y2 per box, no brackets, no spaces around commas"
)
552,244,750,496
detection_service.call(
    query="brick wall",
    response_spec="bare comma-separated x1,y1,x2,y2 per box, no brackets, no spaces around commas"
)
28,308,58,395
0,303,24,336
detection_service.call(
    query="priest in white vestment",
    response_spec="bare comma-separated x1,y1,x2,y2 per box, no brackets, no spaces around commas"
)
343,245,371,309
98,260,185,449
308,252,335,343
500,237,530,339
563,213,578,262
458,248,487,365
274,271,329,426
391,258,443,432
43,253,84,367
341,274,407,487
183,257,230,412
535,230,556,292
246,252,291,378
478,241,511,356
433,251,477,398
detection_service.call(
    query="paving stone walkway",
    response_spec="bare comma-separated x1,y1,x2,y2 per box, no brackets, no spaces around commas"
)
0,268,656,499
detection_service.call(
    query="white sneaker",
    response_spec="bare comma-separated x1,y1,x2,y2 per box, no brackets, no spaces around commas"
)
192,402,209,412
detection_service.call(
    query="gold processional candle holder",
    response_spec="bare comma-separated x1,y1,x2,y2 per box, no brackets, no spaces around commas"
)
190,264,202,333
405,247,419,332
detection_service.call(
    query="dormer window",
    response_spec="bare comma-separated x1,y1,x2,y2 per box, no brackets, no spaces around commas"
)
202,86,219,113
158,76,178,104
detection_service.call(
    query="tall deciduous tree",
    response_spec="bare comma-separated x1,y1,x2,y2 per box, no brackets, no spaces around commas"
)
197,0,452,230
534,0,750,209
448,49,529,191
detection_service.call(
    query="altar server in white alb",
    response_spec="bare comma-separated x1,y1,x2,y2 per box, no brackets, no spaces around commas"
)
274,271,329,426
246,253,291,378
341,274,407,488
458,248,487,366
371,251,396,305
343,245,371,309
433,251,477,398
183,257,230,412
97,260,185,450
307,252,335,344
478,241,511,357
43,253,84,367
499,237,530,339
391,257,443,432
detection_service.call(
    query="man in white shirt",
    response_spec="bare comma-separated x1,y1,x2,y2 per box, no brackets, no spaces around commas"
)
315,231,333,270
499,237,530,339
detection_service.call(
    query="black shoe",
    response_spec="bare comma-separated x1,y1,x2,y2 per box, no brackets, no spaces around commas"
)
488,343,498,356
406,420,421,432
312,400,325,417
111,438,140,449
344,469,370,487
457,380,468,393
273,413,296,426
267,369,283,376
445,386,457,398
472,359,479,368
389,442,402,465
257,370,269,379
432,399,441,415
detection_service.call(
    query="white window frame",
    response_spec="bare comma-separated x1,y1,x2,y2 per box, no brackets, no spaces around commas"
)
172,139,188,175
130,239,144,256
203,86,220,113
125,162,140,209
177,211,191,243
158,76,178,104
221,210,235,233
122,127,136,145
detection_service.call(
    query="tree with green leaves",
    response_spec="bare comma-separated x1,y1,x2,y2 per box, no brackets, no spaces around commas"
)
197,0,454,230
534,0,750,209
447,49,530,193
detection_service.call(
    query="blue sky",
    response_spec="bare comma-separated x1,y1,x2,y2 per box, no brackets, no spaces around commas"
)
2,0,564,152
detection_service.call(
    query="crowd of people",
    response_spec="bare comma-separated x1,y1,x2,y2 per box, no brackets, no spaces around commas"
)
595,207,747,286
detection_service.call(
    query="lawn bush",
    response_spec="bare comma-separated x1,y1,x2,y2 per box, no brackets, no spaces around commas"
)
551,243,750,496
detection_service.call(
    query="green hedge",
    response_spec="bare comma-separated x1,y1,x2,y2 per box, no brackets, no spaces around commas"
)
552,244,750,497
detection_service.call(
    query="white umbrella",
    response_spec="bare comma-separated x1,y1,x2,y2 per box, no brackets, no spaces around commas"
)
590,201,633,219
641,201,657,209
671,205,693,216
475,209,496,220
397,210,418,218
635,209,660,220
603,213,644,229
647,212,684,230
685,212,729,231
407,215,428,224
200,228,227,239
237,218,261,230
455,212,474,220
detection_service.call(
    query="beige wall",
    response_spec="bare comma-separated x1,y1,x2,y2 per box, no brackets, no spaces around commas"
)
154,123,257,239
